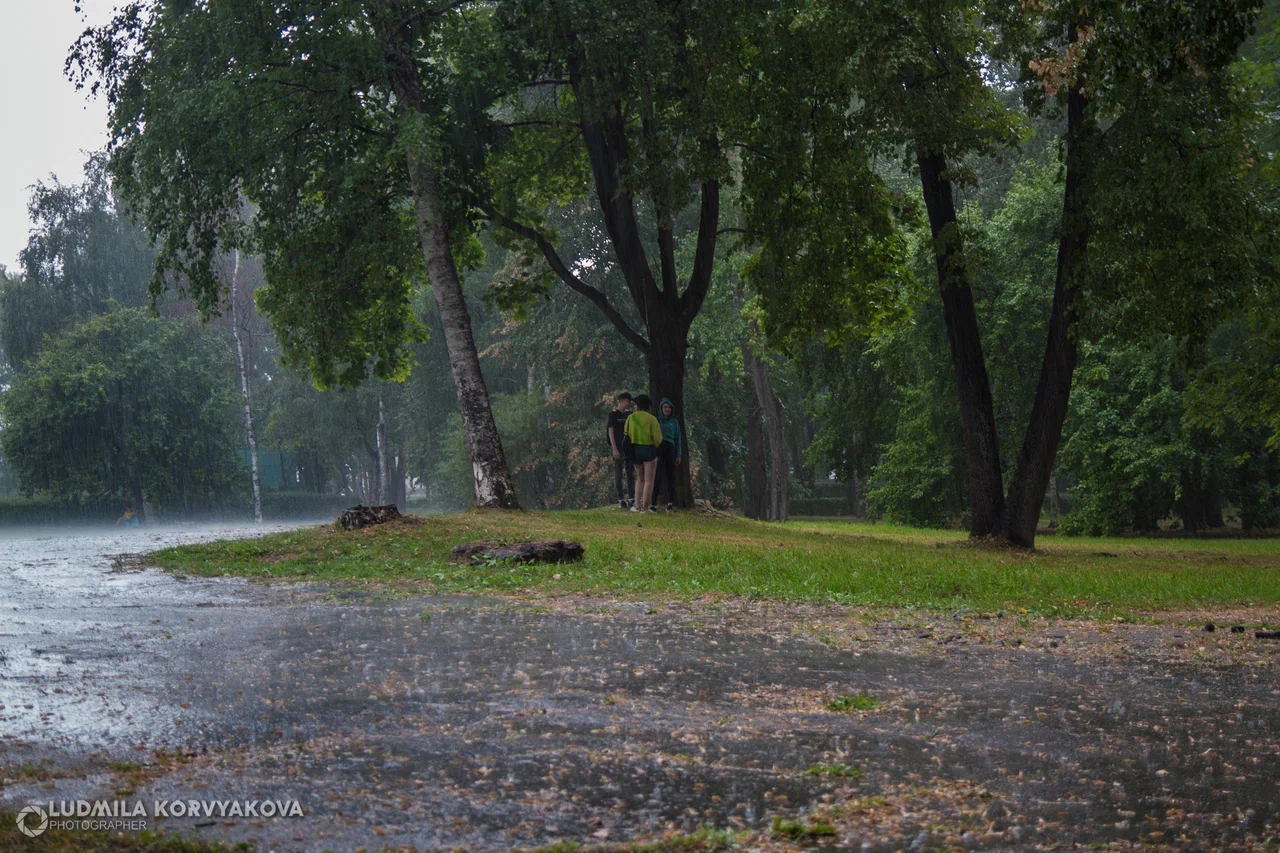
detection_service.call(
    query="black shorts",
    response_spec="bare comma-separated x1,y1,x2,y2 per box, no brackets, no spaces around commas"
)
631,445,659,463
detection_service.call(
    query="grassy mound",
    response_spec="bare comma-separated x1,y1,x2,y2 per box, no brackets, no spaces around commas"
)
150,509,1280,617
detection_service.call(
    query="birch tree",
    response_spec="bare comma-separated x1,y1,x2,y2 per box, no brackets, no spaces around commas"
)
229,249,263,524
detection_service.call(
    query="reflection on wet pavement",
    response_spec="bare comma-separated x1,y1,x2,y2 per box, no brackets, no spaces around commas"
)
1,526,1277,850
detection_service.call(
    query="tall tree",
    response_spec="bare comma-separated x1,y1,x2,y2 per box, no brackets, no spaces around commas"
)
71,0,520,509
228,249,263,524
741,0,1269,544
476,0,741,507
985,0,1262,544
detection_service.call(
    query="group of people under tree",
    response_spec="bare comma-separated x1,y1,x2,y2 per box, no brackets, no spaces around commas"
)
606,393,683,513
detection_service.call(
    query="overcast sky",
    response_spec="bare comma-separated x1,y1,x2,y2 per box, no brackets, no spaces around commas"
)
1,1,115,271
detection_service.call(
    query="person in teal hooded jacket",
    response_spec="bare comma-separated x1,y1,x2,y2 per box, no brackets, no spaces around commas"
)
653,397,683,511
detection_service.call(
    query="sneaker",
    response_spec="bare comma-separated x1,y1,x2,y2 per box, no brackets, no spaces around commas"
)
619,500,628,510
666,503,674,512
648,506,658,513
630,506,640,513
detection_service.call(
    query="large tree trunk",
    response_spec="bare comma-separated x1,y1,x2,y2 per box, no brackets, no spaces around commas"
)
230,249,263,524
743,342,788,522
1000,44,1092,547
743,381,769,520
648,312,694,507
916,150,1004,537
382,24,519,510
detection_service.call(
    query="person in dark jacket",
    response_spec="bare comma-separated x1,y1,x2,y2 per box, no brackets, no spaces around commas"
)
606,392,635,508
652,396,683,511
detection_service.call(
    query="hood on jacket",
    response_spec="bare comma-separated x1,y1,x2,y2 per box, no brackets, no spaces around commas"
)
658,397,676,420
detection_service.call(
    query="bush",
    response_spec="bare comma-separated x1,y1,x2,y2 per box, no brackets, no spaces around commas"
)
0,496,119,526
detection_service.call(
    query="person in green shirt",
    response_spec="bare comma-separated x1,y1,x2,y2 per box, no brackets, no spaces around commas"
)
624,394,663,513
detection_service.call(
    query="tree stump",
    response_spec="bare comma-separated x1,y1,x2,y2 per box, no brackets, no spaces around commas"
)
449,539,584,565
337,504,402,531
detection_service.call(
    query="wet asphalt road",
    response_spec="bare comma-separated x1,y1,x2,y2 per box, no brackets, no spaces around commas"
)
1,525,1278,851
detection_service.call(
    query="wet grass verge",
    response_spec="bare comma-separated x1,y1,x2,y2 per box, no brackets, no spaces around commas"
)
149,509,1280,618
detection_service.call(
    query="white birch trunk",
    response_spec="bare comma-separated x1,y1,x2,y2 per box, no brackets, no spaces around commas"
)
231,249,263,524
376,398,390,506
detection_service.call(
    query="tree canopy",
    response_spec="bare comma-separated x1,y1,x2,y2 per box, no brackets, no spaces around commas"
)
1,308,243,515
0,154,154,371
10,0,1269,536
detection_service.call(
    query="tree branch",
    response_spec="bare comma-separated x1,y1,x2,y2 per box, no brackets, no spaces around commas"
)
490,211,651,354
657,223,679,298
568,54,660,318
681,175,720,325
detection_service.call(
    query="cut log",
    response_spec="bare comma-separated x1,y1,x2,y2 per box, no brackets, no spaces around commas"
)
337,504,403,531
450,539,584,565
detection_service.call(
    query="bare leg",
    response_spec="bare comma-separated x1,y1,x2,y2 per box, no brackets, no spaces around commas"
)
642,460,658,509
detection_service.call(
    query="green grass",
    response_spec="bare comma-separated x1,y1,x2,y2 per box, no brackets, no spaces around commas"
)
824,693,881,713
771,816,837,839
105,762,142,774
147,509,1280,617
804,763,864,779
